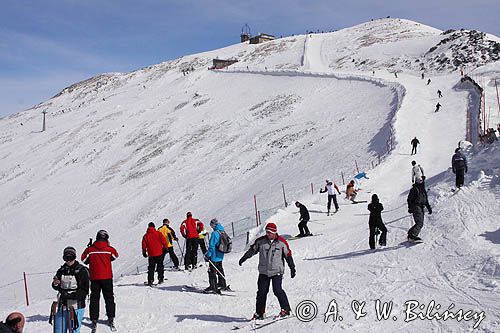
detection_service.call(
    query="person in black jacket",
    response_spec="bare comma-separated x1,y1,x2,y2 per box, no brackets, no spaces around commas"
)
368,194,387,249
407,184,427,242
51,246,89,333
451,148,468,188
411,137,420,155
295,201,311,237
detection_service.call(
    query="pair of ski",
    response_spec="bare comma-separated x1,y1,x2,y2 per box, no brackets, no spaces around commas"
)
181,284,235,296
287,233,323,241
232,314,294,330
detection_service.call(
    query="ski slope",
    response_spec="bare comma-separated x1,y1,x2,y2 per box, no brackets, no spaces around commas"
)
0,18,499,332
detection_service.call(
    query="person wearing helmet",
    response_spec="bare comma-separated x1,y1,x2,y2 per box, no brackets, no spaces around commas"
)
81,230,119,330
52,246,89,333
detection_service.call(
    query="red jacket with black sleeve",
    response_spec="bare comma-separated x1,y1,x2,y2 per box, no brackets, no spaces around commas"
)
81,241,118,281
180,217,200,239
142,227,168,257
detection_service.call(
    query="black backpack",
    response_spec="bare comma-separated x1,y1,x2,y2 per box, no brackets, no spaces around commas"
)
217,230,232,253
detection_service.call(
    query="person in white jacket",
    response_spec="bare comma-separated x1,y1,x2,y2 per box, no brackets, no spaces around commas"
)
411,161,424,184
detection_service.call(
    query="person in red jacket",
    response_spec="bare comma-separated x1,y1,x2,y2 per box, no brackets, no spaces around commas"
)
142,222,168,285
180,212,200,271
81,230,118,330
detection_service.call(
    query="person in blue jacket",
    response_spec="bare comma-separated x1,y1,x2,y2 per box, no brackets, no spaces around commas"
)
354,171,369,189
204,218,228,293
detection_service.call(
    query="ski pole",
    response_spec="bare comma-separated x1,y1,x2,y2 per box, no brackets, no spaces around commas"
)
208,259,227,280
176,239,185,266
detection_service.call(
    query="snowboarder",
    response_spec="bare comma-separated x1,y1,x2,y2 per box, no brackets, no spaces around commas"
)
319,179,341,215
204,218,228,294
435,102,442,112
142,222,168,285
354,171,369,189
411,137,420,155
345,180,358,202
158,219,180,269
437,90,443,98
368,194,387,249
238,223,295,320
411,161,425,184
295,201,311,237
407,184,427,242
1,312,24,333
451,148,468,188
427,78,431,85
81,230,118,331
180,212,200,271
51,246,89,333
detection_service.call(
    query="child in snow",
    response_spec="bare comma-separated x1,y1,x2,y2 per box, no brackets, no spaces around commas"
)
368,194,387,249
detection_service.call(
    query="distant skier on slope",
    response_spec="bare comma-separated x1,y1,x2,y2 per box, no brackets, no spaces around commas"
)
142,222,168,286
295,201,311,237
319,179,341,215
411,161,425,184
368,194,387,249
411,137,420,155
435,102,442,112
427,78,431,85
451,148,468,188
437,90,443,98
407,184,427,242
354,171,369,189
238,223,295,320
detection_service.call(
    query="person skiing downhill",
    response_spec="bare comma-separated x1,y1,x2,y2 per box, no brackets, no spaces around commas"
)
437,90,443,98
368,194,387,249
81,230,118,331
180,212,201,270
407,184,427,242
354,171,369,189
51,246,89,333
435,102,442,112
142,222,168,285
294,201,311,237
411,161,425,184
410,137,420,155
204,218,228,294
239,223,296,320
158,219,180,269
319,179,341,215
452,147,468,188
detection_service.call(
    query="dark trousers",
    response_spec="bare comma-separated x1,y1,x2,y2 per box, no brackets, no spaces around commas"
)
198,238,207,255
90,279,115,321
456,168,465,188
185,238,199,269
298,219,310,235
408,206,425,238
208,261,226,291
148,255,164,283
327,194,339,212
256,274,290,315
369,220,387,249
411,145,417,155
166,247,179,268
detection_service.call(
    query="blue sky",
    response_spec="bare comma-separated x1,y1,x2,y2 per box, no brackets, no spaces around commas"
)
0,0,498,117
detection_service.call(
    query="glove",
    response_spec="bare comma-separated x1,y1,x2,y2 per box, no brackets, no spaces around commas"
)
204,255,209,262
408,209,413,214
290,268,296,279
465,167,468,173
142,252,147,258
162,247,168,255
174,237,179,241
59,291,70,302
238,257,246,266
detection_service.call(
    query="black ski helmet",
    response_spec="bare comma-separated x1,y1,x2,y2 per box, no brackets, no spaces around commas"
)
96,230,109,241
63,246,77,261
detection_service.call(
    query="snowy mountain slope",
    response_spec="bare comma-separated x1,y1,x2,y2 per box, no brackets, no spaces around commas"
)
1,18,499,332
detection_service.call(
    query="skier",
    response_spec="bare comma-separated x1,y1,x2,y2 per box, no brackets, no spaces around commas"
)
294,201,311,237
427,78,431,85
368,194,387,249
451,148,468,188
81,230,118,331
204,218,228,294
394,72,398,78
345,180,358,202
319,179,341,215
238,223,295,319
197,220,208,258
421,73,425,79
0,313,24,333
411,161,425,184
410,137,420,155
437,90,443,98
354,171,369,189
158,219,180,269
435,102,442,112
142,222,168,285
180,212,200,271
407,183,427,242
51,246,89,333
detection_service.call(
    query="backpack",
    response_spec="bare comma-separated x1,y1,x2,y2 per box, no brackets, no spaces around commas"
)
217,230,232,253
